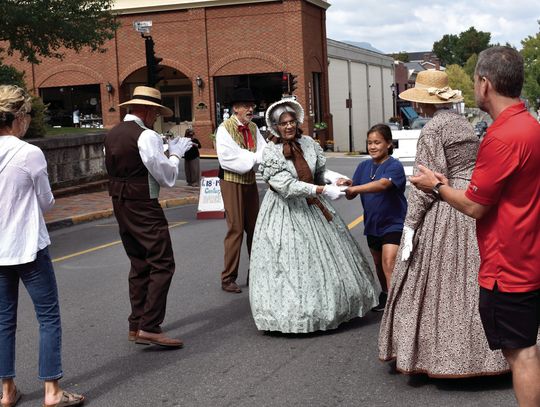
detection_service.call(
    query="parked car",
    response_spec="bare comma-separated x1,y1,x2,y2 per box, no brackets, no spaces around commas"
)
410,117,430,129
385,122,403,131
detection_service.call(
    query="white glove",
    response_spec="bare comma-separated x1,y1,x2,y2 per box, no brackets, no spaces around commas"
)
324,169,350,185
401,226,415,261
168,137,194,158
322,184,345,200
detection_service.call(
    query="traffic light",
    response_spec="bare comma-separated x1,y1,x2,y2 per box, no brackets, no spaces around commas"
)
144,36,164,87
281,72,290,94
288,74,298,94
280,72,298,95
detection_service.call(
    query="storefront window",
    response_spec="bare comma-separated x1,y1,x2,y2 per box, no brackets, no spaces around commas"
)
40,84,103,128
312,72,322,124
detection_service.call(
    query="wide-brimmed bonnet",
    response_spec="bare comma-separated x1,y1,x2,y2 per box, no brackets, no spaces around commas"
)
265,99,305,137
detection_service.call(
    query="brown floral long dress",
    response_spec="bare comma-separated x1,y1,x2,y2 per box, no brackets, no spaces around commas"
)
378,109,509,377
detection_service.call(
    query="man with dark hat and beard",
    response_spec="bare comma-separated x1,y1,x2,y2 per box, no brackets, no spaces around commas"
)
216,88,267,293
105,86,193,348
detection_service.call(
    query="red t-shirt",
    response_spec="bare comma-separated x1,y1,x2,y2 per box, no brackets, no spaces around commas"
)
466,102,540,293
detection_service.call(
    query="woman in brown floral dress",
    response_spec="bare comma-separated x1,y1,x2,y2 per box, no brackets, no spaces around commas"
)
378,70,509,377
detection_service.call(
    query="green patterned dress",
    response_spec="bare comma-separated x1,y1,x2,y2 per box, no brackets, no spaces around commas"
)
249,136,380,333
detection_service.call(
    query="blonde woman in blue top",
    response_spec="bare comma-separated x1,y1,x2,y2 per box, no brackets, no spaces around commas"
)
345,124,407,311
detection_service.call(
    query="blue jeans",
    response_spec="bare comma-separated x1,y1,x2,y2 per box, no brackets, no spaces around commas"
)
0,248,63,380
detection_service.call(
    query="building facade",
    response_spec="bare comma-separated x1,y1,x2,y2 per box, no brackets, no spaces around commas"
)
327,39,394,152
6,0,331,147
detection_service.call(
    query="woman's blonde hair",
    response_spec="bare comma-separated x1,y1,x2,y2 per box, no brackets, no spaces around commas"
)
0,85,32,128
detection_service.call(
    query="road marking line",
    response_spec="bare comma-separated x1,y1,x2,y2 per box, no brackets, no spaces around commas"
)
347,215,364,230
52,221,187,263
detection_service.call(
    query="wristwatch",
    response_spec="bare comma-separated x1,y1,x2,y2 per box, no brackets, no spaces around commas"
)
432,182,444,198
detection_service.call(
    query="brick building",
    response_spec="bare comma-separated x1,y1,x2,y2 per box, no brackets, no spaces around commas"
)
6,0,331,147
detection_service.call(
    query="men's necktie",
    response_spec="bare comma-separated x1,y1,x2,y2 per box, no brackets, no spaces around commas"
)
238,124,254,150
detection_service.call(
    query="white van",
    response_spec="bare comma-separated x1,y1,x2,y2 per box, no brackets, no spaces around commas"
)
391,129,422,178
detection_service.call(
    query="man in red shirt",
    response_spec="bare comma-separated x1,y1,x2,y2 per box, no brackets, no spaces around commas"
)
411,47,540,406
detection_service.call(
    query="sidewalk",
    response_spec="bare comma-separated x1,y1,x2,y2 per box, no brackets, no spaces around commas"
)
45,183,200,231
45,150,216,230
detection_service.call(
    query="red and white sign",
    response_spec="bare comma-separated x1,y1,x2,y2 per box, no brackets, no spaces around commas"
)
197,169,225,219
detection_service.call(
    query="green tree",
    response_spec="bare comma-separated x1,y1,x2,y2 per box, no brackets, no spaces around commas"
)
0,64,47,137
463,53,478,81
433,34,459,66
26,96,47,139
0,0,118,64
445,64,475,107
521,21,540,109
0,64,25,87
456,27,491,65
433,27,491,66
391,52,409,62
433,34,458,65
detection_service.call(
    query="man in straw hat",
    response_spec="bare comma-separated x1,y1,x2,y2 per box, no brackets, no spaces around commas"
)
104,86,193,348
411,46,540,406
216,88,266,293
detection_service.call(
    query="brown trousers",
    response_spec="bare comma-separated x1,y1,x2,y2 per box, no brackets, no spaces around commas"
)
112,198,175,333
220,180,259,283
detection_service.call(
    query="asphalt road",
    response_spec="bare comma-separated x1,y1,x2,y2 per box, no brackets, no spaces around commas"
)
11,157,515,406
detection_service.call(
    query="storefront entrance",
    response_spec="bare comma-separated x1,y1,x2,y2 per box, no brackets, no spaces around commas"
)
161,90,192,137
214,73,284,130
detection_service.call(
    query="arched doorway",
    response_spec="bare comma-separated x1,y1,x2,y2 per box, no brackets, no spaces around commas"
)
121,66,193,136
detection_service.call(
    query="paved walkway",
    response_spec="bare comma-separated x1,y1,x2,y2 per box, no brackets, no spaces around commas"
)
45,184,200,230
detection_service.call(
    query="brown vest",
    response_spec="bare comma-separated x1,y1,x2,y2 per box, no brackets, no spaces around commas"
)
105,121,155,200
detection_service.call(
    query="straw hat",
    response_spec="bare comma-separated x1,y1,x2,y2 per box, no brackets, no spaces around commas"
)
265,98,305,137
119,86,173,117
399,70,463,104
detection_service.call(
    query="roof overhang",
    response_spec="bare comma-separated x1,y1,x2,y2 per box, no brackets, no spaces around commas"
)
112,0,330,15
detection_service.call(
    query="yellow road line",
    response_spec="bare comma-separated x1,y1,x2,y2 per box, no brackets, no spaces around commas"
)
52,221,187,263
347,215,364,230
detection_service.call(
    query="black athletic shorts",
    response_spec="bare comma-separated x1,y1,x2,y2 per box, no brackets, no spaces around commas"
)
366,231,403,252
479,284,540,350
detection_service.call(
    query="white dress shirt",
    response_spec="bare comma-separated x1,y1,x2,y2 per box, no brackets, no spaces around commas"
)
124,114,180,188
0,136,55,265
216,116,266,174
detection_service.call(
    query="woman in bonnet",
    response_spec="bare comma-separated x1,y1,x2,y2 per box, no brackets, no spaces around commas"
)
248,98,380,333
378,70,509,377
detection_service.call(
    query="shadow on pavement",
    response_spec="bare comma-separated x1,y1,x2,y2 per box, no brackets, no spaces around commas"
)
407,371,512,392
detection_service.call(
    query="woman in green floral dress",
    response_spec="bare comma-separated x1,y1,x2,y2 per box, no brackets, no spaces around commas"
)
248,99,380,333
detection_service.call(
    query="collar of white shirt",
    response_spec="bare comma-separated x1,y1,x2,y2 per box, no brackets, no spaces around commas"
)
124,113,149,130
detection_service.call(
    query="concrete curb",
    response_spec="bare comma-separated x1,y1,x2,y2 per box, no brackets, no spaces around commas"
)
46,196,199,231
160,196,199,208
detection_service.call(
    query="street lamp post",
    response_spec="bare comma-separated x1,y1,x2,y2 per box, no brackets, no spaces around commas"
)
390,83,396,118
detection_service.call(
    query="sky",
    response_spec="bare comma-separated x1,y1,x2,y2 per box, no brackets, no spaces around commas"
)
325,0,540,53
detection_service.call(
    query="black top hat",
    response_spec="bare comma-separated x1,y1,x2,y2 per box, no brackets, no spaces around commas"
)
230,88,256,105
